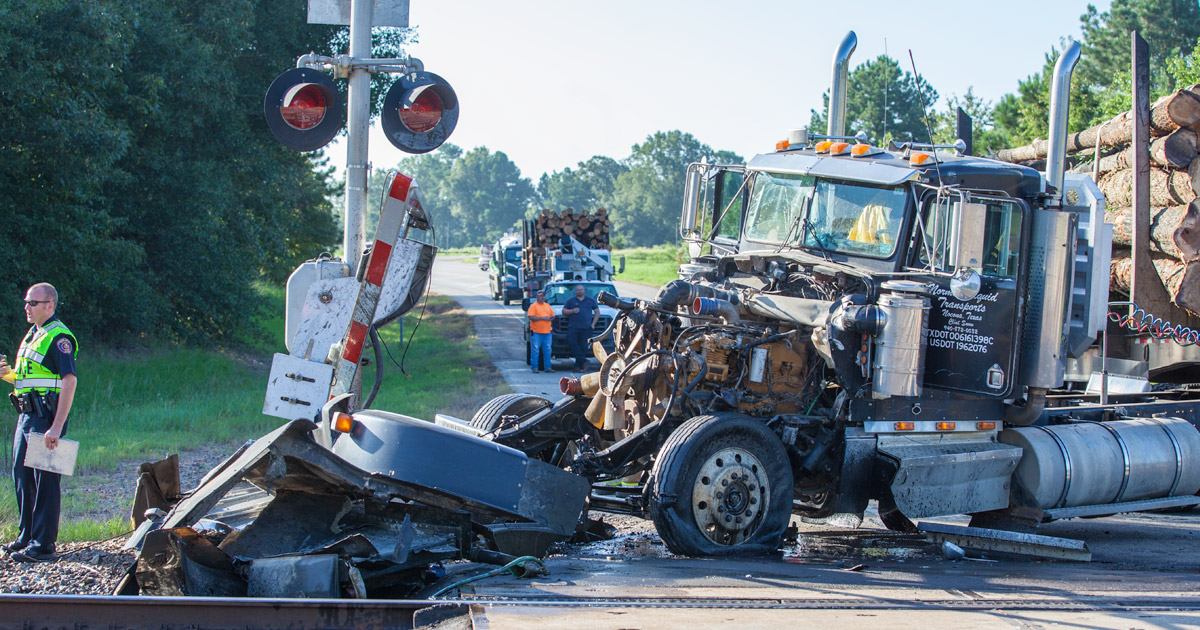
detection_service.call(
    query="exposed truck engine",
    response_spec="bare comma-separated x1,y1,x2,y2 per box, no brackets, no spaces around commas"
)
468,32,1200,556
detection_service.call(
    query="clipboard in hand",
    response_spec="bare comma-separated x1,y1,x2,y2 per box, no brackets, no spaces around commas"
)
24,433,79,476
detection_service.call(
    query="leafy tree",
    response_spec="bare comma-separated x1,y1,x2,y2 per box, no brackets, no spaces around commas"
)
1079,0,1200,92
607,131,743,247
934,88,1013,155
444,148,536,246
388,145,534,249
537,156,627,213
0,0,347,344
1166,37,1200,86
809,55,938,144
991,47,1103,147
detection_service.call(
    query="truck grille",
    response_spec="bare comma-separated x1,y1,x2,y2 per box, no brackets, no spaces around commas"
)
554,316,612,334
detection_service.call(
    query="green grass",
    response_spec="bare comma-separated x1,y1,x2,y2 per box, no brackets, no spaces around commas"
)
439,246,477,258
0,288,509,542
614,245,687,287
362,295,510,420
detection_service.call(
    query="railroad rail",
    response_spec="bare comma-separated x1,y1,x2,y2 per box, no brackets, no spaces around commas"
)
5,593,1200,629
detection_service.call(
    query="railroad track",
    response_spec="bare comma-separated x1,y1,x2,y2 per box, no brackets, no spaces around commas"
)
5,593,1200,629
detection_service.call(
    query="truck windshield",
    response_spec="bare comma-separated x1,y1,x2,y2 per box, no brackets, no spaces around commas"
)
504,247,521,263
544,283,616,306
744,172,814,244
801,180,909,258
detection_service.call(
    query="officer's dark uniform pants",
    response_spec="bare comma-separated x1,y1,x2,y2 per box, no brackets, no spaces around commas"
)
11,410,64,553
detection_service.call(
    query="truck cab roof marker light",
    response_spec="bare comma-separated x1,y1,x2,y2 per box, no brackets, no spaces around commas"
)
851,143,884,157
910,151,936,166
814,141,834,153
829,142,851,155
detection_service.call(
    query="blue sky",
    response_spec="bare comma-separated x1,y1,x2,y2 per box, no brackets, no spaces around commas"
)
326,0,1112,183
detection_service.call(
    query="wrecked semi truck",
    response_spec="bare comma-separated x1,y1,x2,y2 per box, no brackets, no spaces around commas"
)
465,33,1200,556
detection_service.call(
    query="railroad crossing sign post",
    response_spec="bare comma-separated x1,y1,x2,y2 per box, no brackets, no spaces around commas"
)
264,0,458,271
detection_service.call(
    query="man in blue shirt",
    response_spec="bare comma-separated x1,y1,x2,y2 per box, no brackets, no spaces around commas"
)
562,284,599,371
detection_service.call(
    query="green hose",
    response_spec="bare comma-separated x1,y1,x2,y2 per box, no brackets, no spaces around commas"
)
430,555,545,599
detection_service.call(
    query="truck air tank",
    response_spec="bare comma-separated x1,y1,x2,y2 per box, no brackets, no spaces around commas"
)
873,280,931,399
1000,418,1200,510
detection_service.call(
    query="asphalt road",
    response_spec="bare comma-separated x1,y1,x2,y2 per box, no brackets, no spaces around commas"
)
429,256,659,405
427,255,1200,629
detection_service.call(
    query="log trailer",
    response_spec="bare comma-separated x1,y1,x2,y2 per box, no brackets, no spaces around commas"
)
463,33,1200,556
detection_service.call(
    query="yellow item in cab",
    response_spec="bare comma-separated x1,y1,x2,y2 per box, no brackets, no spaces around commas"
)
848,204,892,245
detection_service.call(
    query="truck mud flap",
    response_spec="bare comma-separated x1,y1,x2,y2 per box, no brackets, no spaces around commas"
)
878,440,1023,519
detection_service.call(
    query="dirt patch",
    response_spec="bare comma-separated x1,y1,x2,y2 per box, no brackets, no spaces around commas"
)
62,440,248,526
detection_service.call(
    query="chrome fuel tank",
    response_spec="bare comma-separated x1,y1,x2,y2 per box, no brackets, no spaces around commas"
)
1000,418,1200,510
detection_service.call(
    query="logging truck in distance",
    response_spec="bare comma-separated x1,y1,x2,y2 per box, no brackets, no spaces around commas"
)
463,32,1200,556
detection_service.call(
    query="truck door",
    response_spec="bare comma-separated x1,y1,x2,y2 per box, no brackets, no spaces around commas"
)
914,193,1029,398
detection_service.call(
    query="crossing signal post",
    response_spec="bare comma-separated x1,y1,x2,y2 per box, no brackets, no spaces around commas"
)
264,0,457,272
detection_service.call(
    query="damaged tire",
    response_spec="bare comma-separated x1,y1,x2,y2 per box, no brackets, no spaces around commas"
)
649,414,793,557
471,393,552,433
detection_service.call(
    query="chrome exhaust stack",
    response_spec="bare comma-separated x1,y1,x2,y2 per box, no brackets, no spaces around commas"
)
827,31,858,138
1045,41,1081,208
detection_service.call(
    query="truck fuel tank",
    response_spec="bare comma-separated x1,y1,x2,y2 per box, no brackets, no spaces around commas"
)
1000,418,1200,511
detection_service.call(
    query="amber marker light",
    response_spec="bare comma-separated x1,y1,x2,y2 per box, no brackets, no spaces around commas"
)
894,422,915,431
776,139,790,150
814,141,834,153
910,152,934,165
333,412,356,433
936,422,956,431
977,421,997,431
829,142,851,155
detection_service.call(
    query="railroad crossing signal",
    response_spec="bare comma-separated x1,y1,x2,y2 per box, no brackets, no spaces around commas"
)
380,71,459,154
264,68,345,152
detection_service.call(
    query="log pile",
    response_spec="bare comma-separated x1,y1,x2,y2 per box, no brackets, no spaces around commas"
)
995,84,1200,316
529,208,612,253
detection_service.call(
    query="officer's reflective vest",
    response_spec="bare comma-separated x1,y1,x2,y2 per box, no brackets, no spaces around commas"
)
14,320,77,395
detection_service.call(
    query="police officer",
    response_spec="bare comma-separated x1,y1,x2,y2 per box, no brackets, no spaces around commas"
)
1,282,78,563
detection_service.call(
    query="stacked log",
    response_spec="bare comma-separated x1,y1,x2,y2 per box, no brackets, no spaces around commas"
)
530,208,612,253
995,84,1200,316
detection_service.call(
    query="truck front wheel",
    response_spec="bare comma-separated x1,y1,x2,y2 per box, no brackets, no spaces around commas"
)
649,414,793,556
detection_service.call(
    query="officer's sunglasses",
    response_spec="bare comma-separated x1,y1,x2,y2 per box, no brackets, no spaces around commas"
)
23,300,49,307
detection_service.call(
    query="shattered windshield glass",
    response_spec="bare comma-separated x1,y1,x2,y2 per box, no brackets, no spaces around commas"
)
743,172,814,244
802,180,909,258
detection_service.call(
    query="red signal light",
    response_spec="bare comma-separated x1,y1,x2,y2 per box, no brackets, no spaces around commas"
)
382,71,459,154
400,88,443,133
264,68,343,152
281,84,328,130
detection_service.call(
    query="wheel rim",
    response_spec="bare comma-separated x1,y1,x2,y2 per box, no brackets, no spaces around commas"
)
690,447,770,546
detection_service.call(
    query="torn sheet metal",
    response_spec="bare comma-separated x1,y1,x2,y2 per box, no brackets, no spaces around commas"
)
122,419,590,598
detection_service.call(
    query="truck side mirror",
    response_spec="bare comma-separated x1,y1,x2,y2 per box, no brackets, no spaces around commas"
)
681,165,702,233
948,201,987,269
521,297,531,310
618,256,626,275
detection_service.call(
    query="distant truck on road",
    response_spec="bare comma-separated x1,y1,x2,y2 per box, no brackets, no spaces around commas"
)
487,234,522,305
